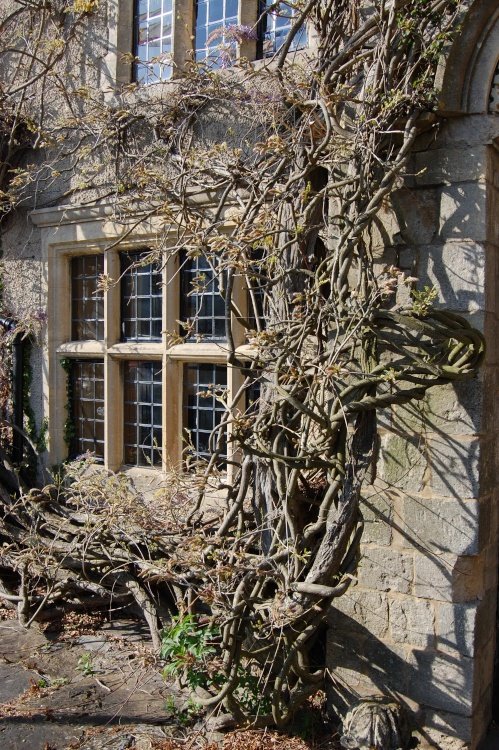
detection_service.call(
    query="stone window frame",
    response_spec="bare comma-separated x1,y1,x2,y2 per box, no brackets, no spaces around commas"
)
31,204,247,477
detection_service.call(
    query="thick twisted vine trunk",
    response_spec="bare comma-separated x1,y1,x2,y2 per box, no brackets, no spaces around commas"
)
0,307,483,725
0,0,485,732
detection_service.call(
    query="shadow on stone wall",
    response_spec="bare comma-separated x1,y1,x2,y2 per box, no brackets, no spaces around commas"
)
327,609,477,748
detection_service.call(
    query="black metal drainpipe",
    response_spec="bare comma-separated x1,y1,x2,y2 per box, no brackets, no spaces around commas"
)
0,317,24,464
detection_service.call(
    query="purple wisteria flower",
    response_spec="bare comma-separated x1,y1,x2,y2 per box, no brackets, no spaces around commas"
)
207,23,258,45
223,24,258,43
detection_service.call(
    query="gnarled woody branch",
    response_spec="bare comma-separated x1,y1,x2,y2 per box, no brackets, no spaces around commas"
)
0,0,483,731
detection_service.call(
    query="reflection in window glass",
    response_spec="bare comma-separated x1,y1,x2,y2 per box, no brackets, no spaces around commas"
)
71,255,104,340
71,360,105,461
258,0,307,58
195,0,238,65
121,252,163,342
134,0,173,84
181,253,226,340
184,364,227,463
124,361,163,467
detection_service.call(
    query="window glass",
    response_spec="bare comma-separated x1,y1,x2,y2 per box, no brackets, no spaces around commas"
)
195,0,239,66
258,0,307,58
134,0,173,84
184,363,227,462
246,378,261,413
124,361,163,467
71,360,105,461
71,255,104,340
121,251,163,342
180,252,226,340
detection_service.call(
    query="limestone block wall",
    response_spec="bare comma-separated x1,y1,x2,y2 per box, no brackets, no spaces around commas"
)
0,208,46,448
328,113,499,750
0,3,114,445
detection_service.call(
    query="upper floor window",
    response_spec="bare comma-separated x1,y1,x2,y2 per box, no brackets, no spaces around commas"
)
258,1,307,58
194,0,239,65
134,0,173,84
132,1,309,84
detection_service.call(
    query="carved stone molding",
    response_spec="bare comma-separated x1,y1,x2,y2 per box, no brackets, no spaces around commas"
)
438,0,499,114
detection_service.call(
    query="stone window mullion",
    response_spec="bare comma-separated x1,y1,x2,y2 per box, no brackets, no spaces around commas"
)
104,249,121,470
172,0,196,74
238,0,257,61
105,250,121,347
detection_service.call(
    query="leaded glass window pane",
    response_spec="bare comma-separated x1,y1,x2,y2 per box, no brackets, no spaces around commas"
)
71,360,105,461
134,0,173,84
121,252,163,342
71,255,104,340
184,364,227,463
180,253,226,341
124,361,163,467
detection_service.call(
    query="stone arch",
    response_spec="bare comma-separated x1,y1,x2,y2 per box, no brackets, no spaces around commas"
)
437,0,499,115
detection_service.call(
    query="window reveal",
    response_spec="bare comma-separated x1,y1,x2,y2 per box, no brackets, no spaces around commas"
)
124,361,163,467
71,255,104,340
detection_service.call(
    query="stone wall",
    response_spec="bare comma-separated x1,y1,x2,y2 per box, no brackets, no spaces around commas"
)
328,106,499,749
0,2,112,446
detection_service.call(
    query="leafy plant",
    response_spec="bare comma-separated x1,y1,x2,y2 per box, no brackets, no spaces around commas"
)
76,652,94,676
234,666,271,716
160,615,218,690
411,285,439,316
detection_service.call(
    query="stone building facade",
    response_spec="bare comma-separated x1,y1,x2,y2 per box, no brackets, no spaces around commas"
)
0,1,498,748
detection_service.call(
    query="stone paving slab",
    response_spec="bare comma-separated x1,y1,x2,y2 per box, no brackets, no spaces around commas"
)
0,616,179,750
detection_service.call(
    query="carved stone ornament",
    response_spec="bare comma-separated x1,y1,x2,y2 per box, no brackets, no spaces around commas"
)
340,696,412,750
